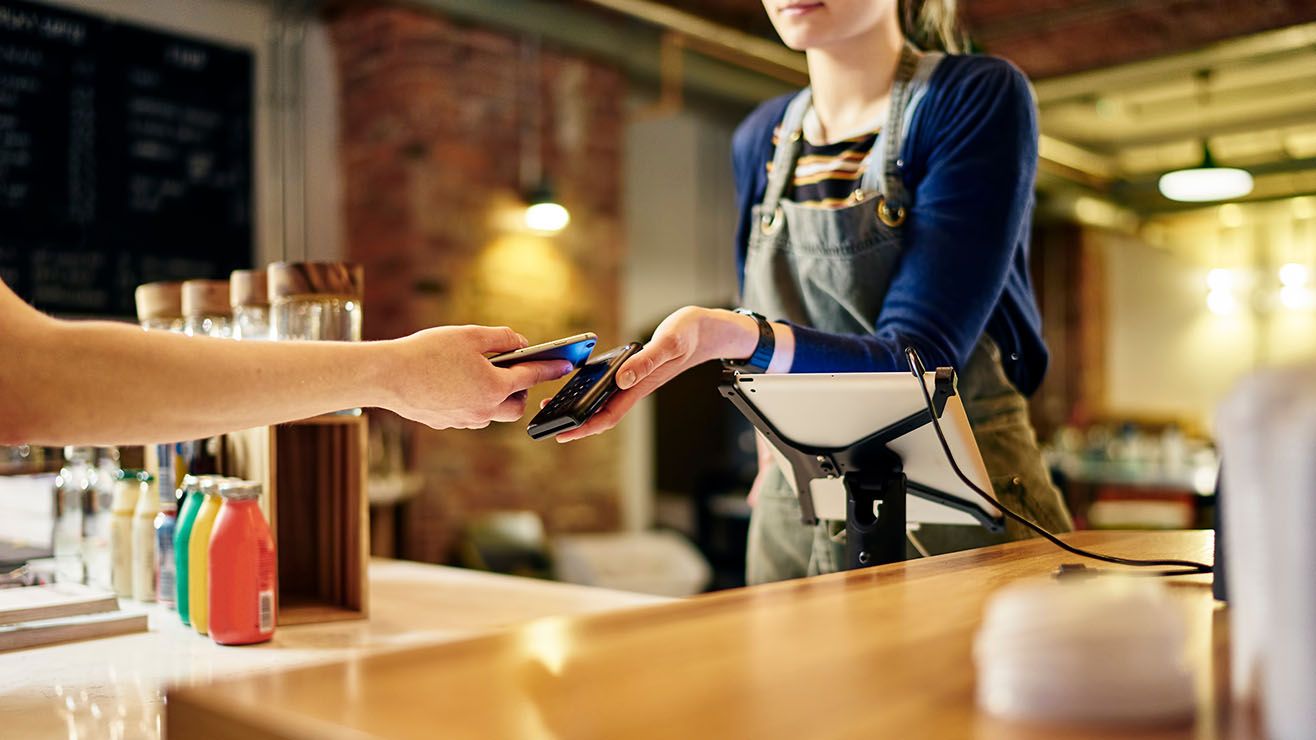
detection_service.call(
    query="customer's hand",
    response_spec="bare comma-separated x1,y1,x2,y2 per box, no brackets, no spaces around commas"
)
383,326,574,430
555,307,779,442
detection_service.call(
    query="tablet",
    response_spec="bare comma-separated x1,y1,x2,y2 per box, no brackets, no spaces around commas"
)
731,372,1000,526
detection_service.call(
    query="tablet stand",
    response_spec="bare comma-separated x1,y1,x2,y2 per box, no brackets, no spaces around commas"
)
719,366,1004,570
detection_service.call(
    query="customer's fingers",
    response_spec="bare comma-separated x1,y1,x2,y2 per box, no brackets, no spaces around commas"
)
468,326,529,353
501,360,574,393
490,391,529,422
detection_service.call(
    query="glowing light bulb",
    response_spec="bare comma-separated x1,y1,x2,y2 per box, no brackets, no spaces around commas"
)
1278,263,1309,287
524,201,570,233
1279,286,1314,311
1207,289,1238,316
1206,268,1236,291
1158,167,1253,203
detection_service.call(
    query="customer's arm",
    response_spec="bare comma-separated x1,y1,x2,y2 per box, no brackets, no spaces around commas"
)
0,280,572,446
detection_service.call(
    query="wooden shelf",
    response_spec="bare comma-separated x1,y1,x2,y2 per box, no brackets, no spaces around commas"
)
221,415,369,625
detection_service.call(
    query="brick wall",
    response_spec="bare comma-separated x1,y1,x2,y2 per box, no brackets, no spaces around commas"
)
329,5,626,562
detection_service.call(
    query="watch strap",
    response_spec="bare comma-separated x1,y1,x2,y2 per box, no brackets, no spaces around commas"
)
727,308,775,373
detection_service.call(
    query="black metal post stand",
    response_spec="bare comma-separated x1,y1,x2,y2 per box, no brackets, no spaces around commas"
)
844,450,907,568
719,367,1002,571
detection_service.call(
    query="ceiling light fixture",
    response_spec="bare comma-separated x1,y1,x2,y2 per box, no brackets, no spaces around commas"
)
1159,69,1253,204
1158,142,1253,203
524,182,570,233
518,36,570,235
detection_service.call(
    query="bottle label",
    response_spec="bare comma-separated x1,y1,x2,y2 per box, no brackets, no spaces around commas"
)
259,590,274,634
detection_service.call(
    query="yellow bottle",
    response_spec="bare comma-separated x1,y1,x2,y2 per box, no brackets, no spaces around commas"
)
189,478,225,635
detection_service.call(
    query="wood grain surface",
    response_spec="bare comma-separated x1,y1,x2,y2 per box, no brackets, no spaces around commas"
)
168,531,1258,740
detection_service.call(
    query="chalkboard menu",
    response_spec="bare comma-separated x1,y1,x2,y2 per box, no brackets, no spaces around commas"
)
0,0,252,316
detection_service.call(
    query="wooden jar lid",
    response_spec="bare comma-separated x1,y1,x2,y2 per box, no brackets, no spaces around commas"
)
267,261,364,301
134,281,183,322
182,279,232,318
230,269,269,308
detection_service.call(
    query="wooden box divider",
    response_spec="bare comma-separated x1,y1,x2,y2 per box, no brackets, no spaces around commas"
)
220,414,368,625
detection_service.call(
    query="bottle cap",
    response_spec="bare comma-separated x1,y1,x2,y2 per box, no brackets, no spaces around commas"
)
182,279,232,318
230,269,269,308
199,477,225,496
135,281,183,322
218,480,263,501
267,261,364,302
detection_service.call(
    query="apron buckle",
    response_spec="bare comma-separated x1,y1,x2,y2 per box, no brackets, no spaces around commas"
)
876,198,906,228
760,205,784,235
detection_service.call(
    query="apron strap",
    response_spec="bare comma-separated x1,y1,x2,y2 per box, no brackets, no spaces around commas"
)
858,47,944,223
759,88,813,218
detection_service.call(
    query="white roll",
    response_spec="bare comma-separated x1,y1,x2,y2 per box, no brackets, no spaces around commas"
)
974,577,1195,725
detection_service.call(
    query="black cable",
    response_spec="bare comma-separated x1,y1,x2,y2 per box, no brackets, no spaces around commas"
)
903,347,1212,578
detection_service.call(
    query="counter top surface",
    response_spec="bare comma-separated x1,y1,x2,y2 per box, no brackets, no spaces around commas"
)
0,559,666,739
169,531,1247,740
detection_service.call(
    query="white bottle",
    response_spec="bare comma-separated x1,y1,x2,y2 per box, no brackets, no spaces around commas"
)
109,472,142,599
131,474,160,602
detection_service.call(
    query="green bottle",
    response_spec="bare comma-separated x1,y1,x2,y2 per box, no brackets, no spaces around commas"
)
172,475,207,625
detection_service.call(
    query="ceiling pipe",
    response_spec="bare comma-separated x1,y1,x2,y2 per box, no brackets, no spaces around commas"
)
576,0,808,84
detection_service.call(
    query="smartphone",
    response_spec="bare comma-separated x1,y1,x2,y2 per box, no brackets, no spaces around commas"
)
488,332,597,368
527,342,643,440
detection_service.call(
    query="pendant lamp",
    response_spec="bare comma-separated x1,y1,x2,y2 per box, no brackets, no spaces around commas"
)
519,36,570,234
524,180,570,233
1158,142,1253,203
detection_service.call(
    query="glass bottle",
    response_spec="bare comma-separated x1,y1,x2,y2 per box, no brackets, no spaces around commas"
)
110,470,147,599
82,447,120,591
53,447,96,584
173,475,207,625
230,268,270,341
131,472,159,601
208,480,277,645
189,477,226,635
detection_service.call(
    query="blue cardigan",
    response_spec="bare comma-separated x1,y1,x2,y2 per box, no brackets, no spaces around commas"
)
732,54,1049,396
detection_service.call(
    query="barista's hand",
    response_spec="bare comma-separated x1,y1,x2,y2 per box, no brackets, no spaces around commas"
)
555,307,792,442
384,325,573,430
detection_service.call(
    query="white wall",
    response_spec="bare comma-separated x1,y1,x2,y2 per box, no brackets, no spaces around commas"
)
619,106,742,531
48,0,342,266
1100,200,1316,430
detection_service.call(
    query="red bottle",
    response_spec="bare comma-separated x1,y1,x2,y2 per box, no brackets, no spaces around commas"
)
208,480,277,645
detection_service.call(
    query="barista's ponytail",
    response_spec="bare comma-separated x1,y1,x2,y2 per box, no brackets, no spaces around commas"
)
900,0,968,54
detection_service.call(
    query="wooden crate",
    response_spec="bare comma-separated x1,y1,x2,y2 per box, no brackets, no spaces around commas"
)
221,414,369,625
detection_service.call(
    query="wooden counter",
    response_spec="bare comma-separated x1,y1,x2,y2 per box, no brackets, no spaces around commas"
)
0,559,665,739
169,531,1253,739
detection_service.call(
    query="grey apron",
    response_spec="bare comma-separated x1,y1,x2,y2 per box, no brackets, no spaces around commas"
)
742,46,1073,585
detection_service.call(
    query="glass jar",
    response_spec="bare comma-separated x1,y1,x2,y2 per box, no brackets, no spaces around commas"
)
267,262,363,342
182,279,233,338
230,268,270,341
135,281,185,333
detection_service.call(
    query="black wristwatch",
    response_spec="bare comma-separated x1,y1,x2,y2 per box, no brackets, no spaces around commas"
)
725,308,775,373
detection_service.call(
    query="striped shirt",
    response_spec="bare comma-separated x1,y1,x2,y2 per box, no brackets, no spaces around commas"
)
767,125,880,208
